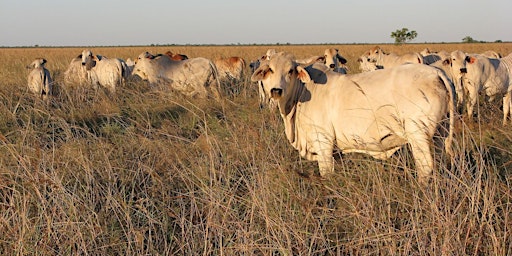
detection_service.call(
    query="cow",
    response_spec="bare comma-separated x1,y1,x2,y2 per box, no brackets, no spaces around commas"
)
366,46,424,69
125,58,135,76
81,50,127,93
462,53,512,124
251,51,456,184
250,49,278,73
214,56,246,82
264,49,277,60
480,50,502,59
164,51,189,61
64,55,88,87
131,51,221,99
249,58,276,109
427,51,471,109
323,48,348,74
26,58,53,101
422,50,450,65
250,51,280,110
357,52,379,72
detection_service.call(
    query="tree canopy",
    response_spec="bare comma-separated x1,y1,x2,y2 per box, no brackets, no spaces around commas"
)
390,28,418,45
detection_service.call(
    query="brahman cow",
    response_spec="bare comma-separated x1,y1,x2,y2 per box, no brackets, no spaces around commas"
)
422,50,450,65
26,58,53,100
131,51,220,99
164,51,189,61
323,48,348,74
366,46,424,69
480,50,502,59
251,52,456,184
462,53,512,124
214,56,246,83
357,52,379,72
81,50,127,93
64,55,88,86
427,50,471,108
250,52,278,110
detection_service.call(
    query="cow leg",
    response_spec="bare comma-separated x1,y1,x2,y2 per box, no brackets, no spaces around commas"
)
312,138,335,177
409,136,434,184
503,91,512,125
467,88,478,120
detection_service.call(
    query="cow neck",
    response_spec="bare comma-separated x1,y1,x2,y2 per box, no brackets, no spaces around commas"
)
376,52,384,66
278,74,306,116
277,74,306,144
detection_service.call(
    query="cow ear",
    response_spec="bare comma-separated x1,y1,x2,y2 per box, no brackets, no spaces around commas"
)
337,54,347,64
296,66,311,83
251,64,270,82
313,56,325,63
442,58,451,66
468,56,476,64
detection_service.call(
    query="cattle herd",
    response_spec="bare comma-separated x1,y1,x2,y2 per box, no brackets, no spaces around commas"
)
25,46,512,184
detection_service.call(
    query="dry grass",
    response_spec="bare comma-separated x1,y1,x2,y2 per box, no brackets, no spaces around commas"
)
0,43,512,255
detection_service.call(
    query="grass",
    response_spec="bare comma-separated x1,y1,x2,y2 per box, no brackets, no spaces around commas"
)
0,43,511,255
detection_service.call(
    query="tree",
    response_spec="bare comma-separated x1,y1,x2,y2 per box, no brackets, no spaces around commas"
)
390,28,418,45
462,36,476,43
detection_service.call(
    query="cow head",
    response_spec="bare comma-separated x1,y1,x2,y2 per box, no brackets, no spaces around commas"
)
81,49,97,70
324,48,348,72
131,52,157,80
26,58,47,69
251,52,312,104
367,46,385,61
357,54,378,72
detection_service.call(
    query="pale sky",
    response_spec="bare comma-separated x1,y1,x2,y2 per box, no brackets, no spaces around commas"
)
1,0,511,47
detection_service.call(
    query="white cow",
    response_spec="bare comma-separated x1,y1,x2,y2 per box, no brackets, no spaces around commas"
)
357,52,379,72
422,50,450,65
131,52,220,99
427,51,472,109
251,52,456,184
480,50,502,59
462,53,512,124
26,58,53,100
366,46,424,69
323,48,348,74
64,55,88,87
250,51,279,110
81,49,127,93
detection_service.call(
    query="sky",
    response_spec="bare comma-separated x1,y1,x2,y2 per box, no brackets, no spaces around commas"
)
1,0,511,47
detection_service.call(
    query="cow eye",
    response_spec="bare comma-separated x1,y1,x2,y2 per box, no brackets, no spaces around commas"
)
288,69,294,75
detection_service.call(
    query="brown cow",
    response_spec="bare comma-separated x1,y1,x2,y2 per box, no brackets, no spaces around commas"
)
164,51,189,61
214,56,246,82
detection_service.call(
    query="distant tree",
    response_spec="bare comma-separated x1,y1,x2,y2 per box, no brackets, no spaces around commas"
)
495,40,503,43
462,36,477,43
390,28,418,45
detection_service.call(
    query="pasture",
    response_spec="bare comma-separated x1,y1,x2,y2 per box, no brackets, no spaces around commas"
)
0,43,512,255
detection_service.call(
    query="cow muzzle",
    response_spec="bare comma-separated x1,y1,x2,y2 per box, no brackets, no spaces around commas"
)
270,88,283,98
460,68,467,74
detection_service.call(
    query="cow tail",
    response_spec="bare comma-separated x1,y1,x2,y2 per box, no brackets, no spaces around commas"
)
440,71,456,159
240,57,247,77
209,60,222,100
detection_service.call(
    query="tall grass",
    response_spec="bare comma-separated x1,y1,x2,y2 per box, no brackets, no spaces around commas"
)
0,43,511,255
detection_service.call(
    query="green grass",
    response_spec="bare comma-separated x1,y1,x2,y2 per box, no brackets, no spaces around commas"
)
0,44,511,255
